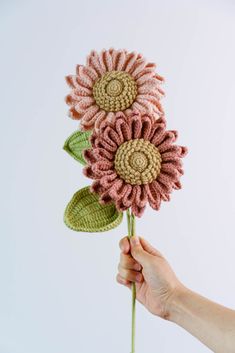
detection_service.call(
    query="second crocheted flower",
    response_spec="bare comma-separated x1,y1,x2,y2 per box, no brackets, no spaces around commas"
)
83,112,187,217
66,49,164,131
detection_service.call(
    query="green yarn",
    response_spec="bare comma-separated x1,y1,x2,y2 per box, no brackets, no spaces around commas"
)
127,209,136,353
63,130,92,165
64,186,123,232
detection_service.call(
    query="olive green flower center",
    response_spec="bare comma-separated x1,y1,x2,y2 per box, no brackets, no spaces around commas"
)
114,139,162,185
93,71,137,112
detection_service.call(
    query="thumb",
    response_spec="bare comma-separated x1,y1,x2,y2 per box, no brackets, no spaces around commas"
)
130,236,151,266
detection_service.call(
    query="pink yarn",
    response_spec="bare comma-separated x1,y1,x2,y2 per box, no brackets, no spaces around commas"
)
65,49,165,131
83,112,188,217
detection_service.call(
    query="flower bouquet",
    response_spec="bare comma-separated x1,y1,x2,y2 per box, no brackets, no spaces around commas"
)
63,49,187,353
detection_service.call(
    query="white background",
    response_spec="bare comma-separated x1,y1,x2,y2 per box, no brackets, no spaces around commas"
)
1,0,235,352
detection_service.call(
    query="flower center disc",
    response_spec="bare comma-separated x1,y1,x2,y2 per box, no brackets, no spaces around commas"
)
93,71,137,112
114,139,162,185
129,152,148,172
106,79,123,97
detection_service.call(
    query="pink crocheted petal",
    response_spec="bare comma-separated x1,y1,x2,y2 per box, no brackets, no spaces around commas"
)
122,186,136,207
138,115,153,140
83,166,98,179
96,136,117,153
129,57,146,76
139,94,164,113
92,147,114,161
179,146,188,157
73,97,95,114
74,66,94,89
145,62,157,69
135,98,153,113
82,66,99,81
99,191,113,204
157,173,175,190
157,131,178,152
99,172,118,188
157,86,165,96
98,50,109,72
131,202,146,218
132,101,148,114
83,149,97,164
101,126,119,149
85,110,105,131
132,61,154,79
116,199,129,212
145,184,161,211
66,75,80,89
135,71,156,84
68,106,81,120
86,51,104,76
134,68,155,82
92,160,114,175
138,84,159,95
161,161,183,176
110,183,132,202
134,185,148,208
113,50,127,71
138,86,162,100
150,126,167,146
154,71,165,81
123,52,139,73
80,105,99,125
73,86,92,97
90,181,105,194
149,198,161,211
160,167,180,182
146,182,160,204
81,111,101,131
107,179,124,200
100,49,113,71
79,66,96,88
102,126,122,147
136,73,158,86
115,116,132,142
65,93,82,106
151,180,171,201
161,145,187,158
129,115,143,139
172,181,182,190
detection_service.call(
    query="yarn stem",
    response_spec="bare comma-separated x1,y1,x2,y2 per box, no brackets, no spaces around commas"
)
126,209,136,353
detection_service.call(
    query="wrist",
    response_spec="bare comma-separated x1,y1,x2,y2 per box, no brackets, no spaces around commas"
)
163,284,190,322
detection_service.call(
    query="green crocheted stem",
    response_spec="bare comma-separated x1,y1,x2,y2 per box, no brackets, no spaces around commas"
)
126,209,136,353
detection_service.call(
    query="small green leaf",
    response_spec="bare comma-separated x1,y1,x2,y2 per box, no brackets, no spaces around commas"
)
64,186,123,232
63,130,92,165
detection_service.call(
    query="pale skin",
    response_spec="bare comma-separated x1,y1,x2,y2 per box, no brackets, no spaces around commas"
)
117,236,235,353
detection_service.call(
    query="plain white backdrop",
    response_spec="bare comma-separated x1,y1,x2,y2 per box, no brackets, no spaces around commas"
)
1,0,235,352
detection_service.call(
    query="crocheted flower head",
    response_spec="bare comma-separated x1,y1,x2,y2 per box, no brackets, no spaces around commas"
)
66,49,164,131
83,113,187,217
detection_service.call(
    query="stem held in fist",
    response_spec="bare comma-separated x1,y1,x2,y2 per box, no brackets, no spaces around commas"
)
126,209,136,353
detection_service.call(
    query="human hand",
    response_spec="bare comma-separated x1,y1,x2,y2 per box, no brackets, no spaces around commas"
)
116,236,184,319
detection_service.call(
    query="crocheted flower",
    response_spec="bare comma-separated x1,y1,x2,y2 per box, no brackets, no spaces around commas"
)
83,113,187,217
66,49,164,131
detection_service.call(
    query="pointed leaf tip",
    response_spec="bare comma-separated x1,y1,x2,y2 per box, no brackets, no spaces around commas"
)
63,130,92,165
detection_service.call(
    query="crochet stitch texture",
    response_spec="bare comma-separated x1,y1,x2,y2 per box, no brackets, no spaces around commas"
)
65,48,164,131
83,112,187,217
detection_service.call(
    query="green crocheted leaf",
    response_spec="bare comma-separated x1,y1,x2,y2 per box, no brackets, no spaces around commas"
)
64,186,123,232
63,130,92,165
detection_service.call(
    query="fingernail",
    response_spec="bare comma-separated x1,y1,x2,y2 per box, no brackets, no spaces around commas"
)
131,236,139,246
136,273,142,282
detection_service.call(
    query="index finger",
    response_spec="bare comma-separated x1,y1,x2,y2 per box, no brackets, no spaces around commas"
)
119,236,130,254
